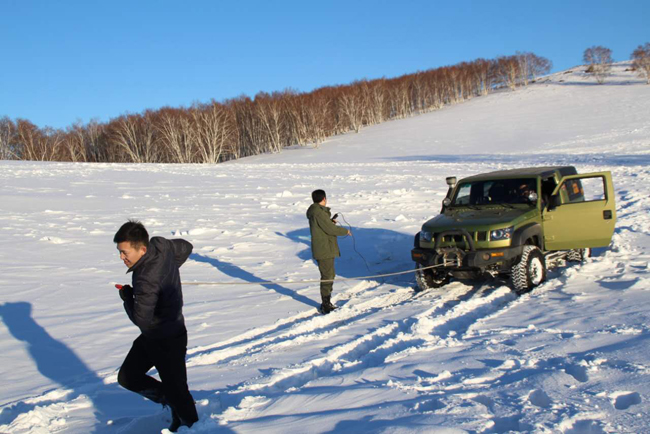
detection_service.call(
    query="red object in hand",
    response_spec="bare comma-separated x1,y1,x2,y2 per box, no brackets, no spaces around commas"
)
115,284,123,290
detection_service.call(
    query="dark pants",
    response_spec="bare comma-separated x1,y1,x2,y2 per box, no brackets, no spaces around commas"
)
118,332,198,425
317,258,336,298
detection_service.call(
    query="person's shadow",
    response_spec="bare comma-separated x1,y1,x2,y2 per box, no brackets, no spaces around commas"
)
0,301,151,433
190,254,321,308
279,226,416,287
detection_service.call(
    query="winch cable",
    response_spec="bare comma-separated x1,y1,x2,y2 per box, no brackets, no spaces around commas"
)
337,212,374,276
181,263,445,286
176,213,439,287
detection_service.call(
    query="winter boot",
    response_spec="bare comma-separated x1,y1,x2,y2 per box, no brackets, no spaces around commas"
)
168,406,196,432
168,407,181,432
320,295,337,314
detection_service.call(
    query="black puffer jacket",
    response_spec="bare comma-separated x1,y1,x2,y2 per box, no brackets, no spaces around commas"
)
122,237,193,339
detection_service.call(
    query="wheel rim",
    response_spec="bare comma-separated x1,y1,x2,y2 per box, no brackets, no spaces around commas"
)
529,257,544,285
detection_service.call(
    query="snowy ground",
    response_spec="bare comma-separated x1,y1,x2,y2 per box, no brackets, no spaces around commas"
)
1,63,649,433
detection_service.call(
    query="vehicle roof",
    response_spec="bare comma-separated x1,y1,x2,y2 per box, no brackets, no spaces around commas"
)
459,166,577,182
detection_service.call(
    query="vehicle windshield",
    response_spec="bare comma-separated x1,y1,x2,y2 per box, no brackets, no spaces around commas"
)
452,178,537,206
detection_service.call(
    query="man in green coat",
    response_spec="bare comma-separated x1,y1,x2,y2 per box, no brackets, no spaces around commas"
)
306,189,351,314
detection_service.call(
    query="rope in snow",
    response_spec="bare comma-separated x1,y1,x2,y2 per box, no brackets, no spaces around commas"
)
182,263,444,286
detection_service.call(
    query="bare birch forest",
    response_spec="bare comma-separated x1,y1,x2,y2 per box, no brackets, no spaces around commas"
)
0,53,551,163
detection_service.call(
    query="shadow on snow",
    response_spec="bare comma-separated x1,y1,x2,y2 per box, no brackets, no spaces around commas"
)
0,301,160,433
190,253,321,308
278,226,416,288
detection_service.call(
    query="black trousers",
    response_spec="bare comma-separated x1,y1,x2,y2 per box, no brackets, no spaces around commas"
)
118,332,198,424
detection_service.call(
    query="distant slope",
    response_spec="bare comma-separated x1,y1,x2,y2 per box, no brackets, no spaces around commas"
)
243,62,650,164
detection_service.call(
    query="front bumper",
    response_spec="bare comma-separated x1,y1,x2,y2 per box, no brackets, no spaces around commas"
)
412,245,524,269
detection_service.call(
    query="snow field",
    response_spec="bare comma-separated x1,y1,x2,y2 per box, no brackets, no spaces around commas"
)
1,64,650,433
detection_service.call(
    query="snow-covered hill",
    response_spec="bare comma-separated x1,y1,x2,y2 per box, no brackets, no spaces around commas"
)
1,63,649,433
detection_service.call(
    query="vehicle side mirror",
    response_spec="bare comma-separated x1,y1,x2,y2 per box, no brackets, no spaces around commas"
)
547,194,561,210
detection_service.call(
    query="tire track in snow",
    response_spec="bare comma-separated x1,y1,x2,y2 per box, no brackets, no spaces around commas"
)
213,283,519,418
187,280,422,367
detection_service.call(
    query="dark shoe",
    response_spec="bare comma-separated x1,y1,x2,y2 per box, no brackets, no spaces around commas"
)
168,408,181,432
320,296,337,314
168,406,197,432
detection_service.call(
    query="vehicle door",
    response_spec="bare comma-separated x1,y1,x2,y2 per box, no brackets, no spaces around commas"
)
542,171,616,250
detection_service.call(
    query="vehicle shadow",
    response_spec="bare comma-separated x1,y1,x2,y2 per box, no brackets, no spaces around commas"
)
190,253,320,308
0,301,148,433
278,226,416,288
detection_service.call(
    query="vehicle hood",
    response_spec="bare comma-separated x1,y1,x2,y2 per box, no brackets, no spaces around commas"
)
422,207,533,231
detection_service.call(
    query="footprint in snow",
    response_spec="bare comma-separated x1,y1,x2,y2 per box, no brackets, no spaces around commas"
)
527,389,552,408
564,364,589,383
610,391,642,410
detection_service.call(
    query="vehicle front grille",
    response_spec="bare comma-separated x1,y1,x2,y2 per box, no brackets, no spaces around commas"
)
434,231,487,244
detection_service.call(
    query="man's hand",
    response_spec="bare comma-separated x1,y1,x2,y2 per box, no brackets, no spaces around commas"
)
347,230,352,236
116,284,133,301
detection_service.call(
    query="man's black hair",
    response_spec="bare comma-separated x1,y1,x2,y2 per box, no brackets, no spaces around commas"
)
114,220,149,248
312,189,326,203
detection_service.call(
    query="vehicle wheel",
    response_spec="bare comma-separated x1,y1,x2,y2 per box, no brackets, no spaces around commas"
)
511,246,546,294
415,264,450,292
567,248,591,262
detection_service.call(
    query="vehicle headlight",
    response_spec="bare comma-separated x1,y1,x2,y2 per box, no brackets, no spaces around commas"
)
490,227,513,241
421,231,433,242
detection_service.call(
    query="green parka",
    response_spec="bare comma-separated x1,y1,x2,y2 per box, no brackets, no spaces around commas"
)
306,203,349,260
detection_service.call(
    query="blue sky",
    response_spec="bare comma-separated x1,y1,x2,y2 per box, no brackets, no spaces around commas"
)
1,0,648,129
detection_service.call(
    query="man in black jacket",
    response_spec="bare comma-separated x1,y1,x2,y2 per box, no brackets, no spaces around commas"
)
114,220,198,432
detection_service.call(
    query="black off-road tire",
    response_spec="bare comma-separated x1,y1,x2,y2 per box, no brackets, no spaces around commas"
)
567,248,591,263
511,246,546,294
415,264,450,292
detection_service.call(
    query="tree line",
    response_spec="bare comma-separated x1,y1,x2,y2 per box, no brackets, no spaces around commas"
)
583,43,650,84
1,52,554,163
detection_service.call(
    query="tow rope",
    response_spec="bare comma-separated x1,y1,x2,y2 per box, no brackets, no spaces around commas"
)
182,263,444,286
180,212,440,287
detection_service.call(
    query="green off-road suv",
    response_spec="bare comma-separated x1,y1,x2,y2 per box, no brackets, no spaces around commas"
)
411,166,616,293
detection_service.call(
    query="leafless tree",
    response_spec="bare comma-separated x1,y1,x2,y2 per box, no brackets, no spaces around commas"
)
107,113,158,163
305,90,334,146
0,117,18,160
85,120,108,162
516,52,552,85
155,108,196,163
255,91,288,153
338,84,365,133
191,101,235,163
494,56,520,90
632,43,650,84
388,77,412,119
228,96,268,157
16,119,63,161
63,122,94,162
583,46,613,84
529,54,552,80
469,59,493,96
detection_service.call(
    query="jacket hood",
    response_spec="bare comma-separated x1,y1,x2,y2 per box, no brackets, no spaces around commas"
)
306,203,329,219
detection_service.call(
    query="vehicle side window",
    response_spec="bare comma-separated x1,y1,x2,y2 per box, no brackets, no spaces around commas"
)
561,176,606,204
455,184,471,205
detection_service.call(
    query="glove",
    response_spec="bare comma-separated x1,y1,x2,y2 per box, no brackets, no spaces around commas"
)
116,284,133,301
